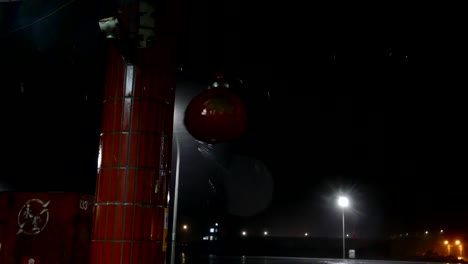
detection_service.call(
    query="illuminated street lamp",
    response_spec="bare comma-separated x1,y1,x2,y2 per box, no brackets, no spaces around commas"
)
444,240,450,256
444,240,463,257
453,240,464,257
337,196,349,259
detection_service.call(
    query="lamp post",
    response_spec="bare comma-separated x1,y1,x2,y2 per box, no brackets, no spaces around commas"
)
337,196,349,259
170,134,182,264
444,240,450,256
455,240,463,257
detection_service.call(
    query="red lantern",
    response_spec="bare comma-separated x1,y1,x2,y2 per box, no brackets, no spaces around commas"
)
184,81,248,144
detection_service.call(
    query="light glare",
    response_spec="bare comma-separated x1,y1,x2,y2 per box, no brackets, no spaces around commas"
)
338,196,349,207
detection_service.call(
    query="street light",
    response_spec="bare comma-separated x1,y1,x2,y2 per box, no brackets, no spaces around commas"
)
337,196,349,259
444,240,450,256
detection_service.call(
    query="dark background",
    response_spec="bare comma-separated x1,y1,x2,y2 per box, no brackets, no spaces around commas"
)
174,1,468,239
0,0,108,192
1,1,467,239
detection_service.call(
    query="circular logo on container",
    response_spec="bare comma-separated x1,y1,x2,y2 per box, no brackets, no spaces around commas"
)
21,256,40,264
17,199,50,235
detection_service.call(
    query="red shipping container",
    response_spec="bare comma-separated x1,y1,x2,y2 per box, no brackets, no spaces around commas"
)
0,192,94,264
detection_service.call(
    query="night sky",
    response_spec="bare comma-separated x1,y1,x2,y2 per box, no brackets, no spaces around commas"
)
173,1,467,239
1,1,467,240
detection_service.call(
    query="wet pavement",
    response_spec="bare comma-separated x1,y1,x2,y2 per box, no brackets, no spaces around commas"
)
180,256,460,264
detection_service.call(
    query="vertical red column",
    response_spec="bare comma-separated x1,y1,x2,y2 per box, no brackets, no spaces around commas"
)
89,1,179,262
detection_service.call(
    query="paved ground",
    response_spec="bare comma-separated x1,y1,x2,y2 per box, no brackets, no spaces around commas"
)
181,256,461,264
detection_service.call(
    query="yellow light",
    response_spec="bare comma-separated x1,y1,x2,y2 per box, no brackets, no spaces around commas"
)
444,240,449,245
456,240,461,245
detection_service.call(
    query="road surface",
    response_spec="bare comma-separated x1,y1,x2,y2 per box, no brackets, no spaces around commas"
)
181,255,463,264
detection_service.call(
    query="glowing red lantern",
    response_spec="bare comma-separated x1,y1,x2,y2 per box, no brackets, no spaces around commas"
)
184,81,248,144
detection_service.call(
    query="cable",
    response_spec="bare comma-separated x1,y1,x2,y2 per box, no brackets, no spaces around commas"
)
7,0,76,33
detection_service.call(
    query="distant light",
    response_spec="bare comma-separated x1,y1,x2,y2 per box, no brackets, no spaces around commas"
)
425,231,428,234
209,236,213,241
444,240,449,245
203,236,209,240
264,231,268,235
440,229,444,233
210,228,214,233
304,233,308,236
242,231,247,236
456,240,461,245
406,233,409,236
215,223,219,226
183,225,188,230
346,234,349,237
337,197,349,207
